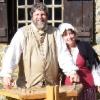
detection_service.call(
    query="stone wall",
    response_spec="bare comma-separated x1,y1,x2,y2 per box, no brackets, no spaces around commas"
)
0,44,8,67
95,0,100,34
93,0,100,58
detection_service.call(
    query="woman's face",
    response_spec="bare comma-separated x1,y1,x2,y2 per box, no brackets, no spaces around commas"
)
62,29,76,47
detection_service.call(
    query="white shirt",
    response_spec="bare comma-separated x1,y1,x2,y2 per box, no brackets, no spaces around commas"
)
0,23,78,77
70,46,79,64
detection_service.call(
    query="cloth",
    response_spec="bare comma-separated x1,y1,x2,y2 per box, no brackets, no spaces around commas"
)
77,41,100,86
77,41,100,69
64,44,97,100
0,22,78,86
78,86,96,100
65,46,94,88
92,64,100,86
76,53,94,88
16,24,59,88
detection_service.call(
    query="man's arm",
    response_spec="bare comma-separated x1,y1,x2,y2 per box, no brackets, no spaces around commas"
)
0,28,24,88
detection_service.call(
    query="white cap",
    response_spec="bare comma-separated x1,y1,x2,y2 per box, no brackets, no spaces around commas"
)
58,23,76,35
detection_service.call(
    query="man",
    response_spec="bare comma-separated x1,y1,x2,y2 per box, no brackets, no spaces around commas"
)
0,3,78,89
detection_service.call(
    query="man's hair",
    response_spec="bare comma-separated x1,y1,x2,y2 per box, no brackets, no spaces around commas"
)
30,3,48,17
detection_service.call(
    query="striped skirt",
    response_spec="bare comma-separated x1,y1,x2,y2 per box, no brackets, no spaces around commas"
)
78,86,96,100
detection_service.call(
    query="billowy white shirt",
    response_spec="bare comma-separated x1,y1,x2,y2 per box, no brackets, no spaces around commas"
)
0,23,78,77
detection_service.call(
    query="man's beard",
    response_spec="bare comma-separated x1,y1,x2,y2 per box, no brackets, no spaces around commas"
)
33,20,47,30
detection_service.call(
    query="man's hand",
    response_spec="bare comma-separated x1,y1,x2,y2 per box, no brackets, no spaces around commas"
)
3,77,15,89
69,73,80,83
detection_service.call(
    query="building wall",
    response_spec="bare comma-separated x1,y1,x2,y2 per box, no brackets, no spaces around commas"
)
93,0,100,59
96,0,100,34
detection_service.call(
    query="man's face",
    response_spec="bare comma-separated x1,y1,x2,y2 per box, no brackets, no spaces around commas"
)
32,9,48,30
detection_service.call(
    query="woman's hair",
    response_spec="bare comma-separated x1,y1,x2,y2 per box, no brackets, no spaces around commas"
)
67,29,76,35
62,29,76,37
30,3,48,18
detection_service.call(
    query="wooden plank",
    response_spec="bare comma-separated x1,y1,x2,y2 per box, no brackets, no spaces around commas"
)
0,84,82,100
0,89,20,99
58,84,83,100
0,87,46,100
54,85,59,100
0,0,5,2
46,86,54,100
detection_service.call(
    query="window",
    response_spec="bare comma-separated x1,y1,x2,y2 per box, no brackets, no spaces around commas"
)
44,0,63,27
17,0,63,28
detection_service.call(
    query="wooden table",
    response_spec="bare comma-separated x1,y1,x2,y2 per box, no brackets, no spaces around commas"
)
0,84,83,100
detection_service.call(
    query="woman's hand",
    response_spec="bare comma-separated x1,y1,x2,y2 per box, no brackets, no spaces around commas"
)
69,73,80,83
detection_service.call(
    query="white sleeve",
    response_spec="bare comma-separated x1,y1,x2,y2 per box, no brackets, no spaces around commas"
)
0,29,24,77
92,65,100,86
54,29,79,76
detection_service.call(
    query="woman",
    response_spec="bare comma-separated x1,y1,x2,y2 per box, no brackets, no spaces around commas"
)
58,23,100,100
